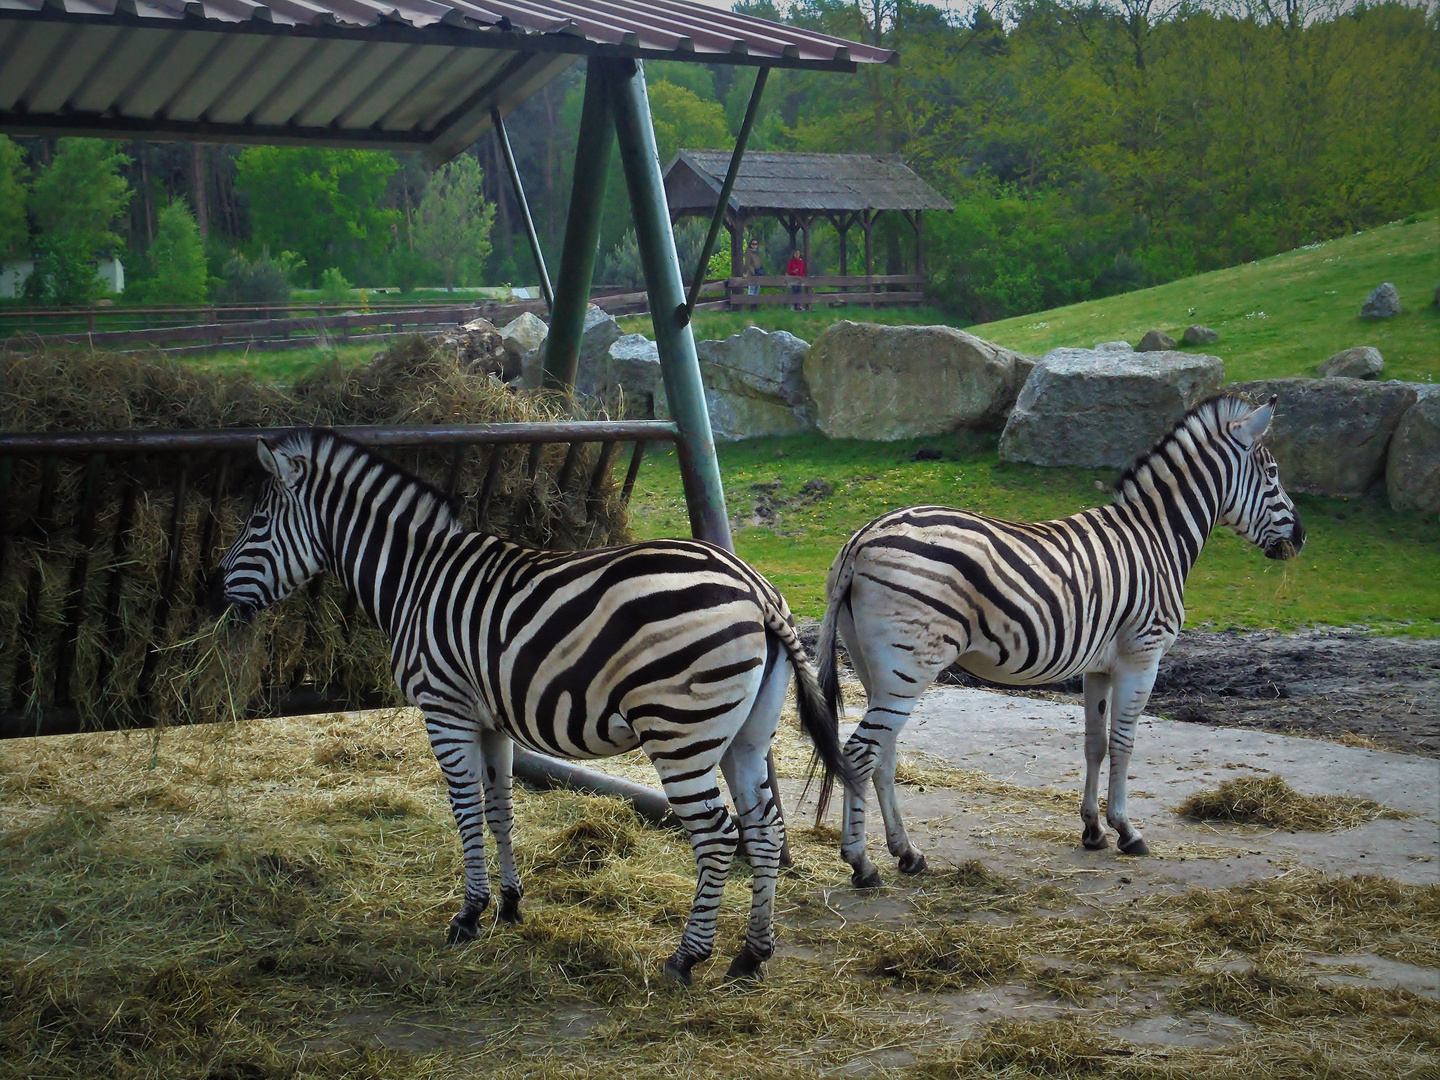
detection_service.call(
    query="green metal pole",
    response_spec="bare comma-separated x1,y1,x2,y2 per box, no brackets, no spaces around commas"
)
542,57,615,391
491,106,554,312
607,57,732,550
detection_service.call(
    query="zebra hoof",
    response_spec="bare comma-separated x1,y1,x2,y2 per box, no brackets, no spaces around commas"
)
499,894,523,925
898,851,927,876
852,867,884,890
1118,835,1150,856
662,956,695,987
445,913,480,946
724,947,769,982
1082,825,1109,850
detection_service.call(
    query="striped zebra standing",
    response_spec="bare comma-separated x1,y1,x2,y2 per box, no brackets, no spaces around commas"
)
815,394,1304,887
210,429,854,984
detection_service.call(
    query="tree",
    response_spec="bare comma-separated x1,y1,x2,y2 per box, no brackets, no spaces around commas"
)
647,80,731,164
140,199,209,304
0,136,28,260
234,147,400,287
28,138,131,257
414,155,495,291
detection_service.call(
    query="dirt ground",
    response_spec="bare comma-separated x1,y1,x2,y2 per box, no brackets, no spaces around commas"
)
918,628,1440,760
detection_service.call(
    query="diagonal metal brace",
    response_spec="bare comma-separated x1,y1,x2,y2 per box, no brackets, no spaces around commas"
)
683,65,769,322
492,106,555,312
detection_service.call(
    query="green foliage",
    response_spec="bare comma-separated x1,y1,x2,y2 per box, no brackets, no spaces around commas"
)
317,267,352,304
215,248,302,306
136,200,209,305
26,233,102,306
0,135,28,260
413,154,495,290
26,139,131,259
234,147,399,287
601,220,719,290
389,247,434,293
647,79,730,163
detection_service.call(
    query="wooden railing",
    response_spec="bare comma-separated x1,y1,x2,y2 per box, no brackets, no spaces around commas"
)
726,273,925,308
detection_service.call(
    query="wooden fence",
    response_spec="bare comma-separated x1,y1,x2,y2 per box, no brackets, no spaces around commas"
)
726,273,925,308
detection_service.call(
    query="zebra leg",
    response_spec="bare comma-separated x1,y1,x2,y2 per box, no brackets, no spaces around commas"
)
652,761,739,986
718,659,788,981
840,704,910,889
479,728,524,924
424,711,493,944
874,730,926,875
1107,663,1160,856
1081,671,1112,849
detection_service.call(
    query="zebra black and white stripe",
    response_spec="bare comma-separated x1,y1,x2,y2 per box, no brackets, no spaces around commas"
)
211,429,854,983
815,394,1304,886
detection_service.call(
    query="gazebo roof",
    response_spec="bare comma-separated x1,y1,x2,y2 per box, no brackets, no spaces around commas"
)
0,0,893,162
665,150,953,216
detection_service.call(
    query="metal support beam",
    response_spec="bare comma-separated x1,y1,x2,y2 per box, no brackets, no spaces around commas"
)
684,65,768,320
607,56,732,550
491,106,554,312
542,57,614,391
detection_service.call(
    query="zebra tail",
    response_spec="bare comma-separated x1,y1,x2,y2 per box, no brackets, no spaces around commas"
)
765,607,856,827
804,546,856,824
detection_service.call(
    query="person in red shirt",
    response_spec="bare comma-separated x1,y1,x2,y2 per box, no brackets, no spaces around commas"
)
785,249,806,309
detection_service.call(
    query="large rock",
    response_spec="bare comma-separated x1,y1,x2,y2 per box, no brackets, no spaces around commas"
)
1360,283,1401,319
1137,329,1177,352
1229,378,1417,497
1386,394,1440,515
574,305,623,397
999,348,1224,468
1317,346,1384,380
1183,325,1219,345
659,327,814,440
434,317,506,377
599,334,661,418
500,311,547,383
803,322,1030,440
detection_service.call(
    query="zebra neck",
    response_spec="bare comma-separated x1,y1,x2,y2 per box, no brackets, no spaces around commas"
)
1110,455,1220,585
318,482,462,641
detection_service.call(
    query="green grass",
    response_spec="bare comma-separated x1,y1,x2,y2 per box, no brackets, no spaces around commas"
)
975,211,1440,383
626,432,1440,635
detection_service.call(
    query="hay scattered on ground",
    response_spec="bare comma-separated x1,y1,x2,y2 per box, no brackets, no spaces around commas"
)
1176,775,1408,831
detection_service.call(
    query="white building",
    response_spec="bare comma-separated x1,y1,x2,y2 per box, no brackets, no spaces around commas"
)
0,256,125,299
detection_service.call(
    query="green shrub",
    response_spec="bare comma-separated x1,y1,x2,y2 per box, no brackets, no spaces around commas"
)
215,249,301,306
137,200,208,305
318,267,351,305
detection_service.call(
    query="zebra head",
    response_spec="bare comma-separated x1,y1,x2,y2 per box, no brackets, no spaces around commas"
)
1216,395,1305,561
209,433,326,621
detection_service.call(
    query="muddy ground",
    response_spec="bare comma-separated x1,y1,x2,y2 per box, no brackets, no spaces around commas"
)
807,626,1440,760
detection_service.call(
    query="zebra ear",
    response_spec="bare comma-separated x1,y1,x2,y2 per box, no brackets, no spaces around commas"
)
256,438,303,486
1231,396,1276,448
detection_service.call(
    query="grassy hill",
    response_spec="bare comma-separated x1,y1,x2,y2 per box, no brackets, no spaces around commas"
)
624,210,1439,385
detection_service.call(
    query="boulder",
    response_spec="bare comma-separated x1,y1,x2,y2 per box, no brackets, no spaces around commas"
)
1387,394,1440,515
574,305,623,397
1229,378,1417,497
1360,283,1401,319
1183,325,1219,345
1317,346,1384,380
999,348,1224,468
1094,340,1133,354
500,311,547,383
1137,329,1177,352
803,322,1030,440
598,334,662,417
658,327,814,440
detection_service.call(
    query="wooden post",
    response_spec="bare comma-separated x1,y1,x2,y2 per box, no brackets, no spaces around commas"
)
801,215,811,310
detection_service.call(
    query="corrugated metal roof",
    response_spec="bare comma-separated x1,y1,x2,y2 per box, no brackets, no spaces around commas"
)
667,150,953,214
0,0,892,160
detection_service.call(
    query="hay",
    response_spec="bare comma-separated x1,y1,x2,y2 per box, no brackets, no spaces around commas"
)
1175,775,1407,831
0,341,633,732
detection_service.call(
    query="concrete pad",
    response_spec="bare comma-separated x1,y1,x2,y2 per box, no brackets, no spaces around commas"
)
886,686,1439,886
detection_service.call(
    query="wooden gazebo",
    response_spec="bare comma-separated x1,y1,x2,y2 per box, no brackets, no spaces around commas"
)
665,150,952,307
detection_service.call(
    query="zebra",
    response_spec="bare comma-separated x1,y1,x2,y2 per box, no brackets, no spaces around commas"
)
814,394,1304,887
209,429,856,984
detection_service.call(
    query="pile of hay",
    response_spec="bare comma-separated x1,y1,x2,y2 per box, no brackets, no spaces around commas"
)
1175,775,1406,831
0,341,633,731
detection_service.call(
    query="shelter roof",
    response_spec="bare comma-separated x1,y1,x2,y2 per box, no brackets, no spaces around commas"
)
665,149,953,215
0,0,892,161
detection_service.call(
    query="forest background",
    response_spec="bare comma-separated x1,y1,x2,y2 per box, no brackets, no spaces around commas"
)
0,0,1436,320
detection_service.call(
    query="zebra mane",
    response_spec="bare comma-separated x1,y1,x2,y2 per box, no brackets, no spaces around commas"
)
1113,393,1259,497
292,428,462,528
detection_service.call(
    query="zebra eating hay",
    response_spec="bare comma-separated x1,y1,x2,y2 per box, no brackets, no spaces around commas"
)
815,394,1305,887
210,430,855,984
